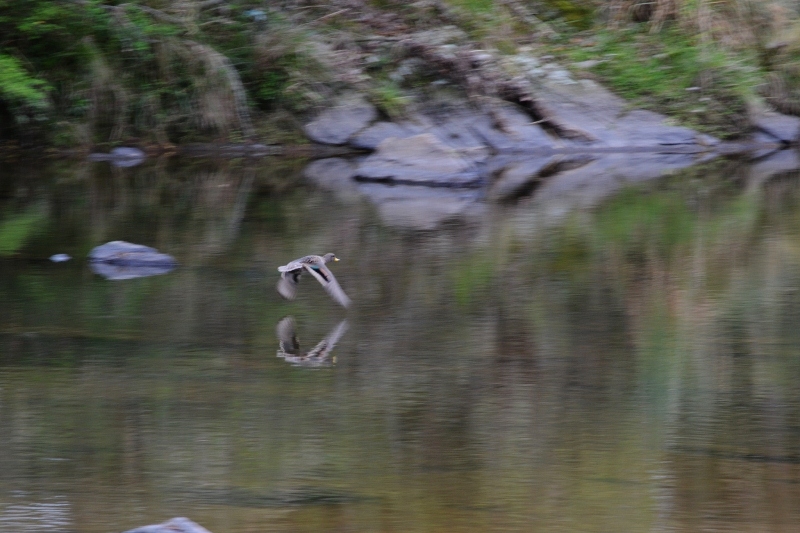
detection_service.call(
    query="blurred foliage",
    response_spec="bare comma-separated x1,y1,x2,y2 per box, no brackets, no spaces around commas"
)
0,0,798,145
0,54,49,107
539,0,595,30
0,0,328,146
0,204,47,256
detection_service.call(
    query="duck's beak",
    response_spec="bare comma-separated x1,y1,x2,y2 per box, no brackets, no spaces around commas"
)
334,257,340,261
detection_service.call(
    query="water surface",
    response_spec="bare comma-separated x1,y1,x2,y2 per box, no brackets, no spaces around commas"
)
2,156,800,532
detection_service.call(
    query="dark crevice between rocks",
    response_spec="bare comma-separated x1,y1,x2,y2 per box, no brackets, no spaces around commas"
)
502,95,567,142
353,173,482,188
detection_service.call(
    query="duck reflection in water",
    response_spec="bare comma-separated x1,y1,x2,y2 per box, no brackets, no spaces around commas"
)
276,253,351,308
276,316,349,367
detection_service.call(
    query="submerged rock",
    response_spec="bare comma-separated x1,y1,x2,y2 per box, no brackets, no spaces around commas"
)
87,147,146,168
121,517,212,533
89,241,177,280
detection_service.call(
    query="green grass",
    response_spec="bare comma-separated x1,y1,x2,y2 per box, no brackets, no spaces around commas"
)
371,81,409,118
561,26,763,138
445,0,495,14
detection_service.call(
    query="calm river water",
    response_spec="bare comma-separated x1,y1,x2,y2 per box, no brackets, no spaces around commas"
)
2,155,800,532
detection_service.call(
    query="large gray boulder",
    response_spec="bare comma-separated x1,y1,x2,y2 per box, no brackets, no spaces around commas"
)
749,101,800,144
303,97,378,145
477,102,554,151
351,115,491,162
534,78,711,147
350,121,421,150
356,133,481,186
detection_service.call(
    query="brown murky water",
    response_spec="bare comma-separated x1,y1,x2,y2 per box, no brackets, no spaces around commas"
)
2,155,800,532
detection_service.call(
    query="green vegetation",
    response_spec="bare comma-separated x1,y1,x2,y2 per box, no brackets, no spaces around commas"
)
371,81,409,119
0,1,331,146
0,54,49,107
562,27,759,137
0,204,47,256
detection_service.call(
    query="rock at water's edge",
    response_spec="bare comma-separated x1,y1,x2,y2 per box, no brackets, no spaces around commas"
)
89,240,177,280
304,98,378,145
749,102,800,144
89,241,177,266
350,121,420,150
87,147,147,168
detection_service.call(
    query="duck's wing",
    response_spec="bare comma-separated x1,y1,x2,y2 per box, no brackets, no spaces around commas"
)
276,270,300,300
302,263,352,308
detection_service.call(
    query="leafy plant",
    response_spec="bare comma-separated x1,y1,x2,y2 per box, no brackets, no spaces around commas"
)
0,54,49,107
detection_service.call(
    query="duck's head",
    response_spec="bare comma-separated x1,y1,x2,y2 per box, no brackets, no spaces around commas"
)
322,253,339,263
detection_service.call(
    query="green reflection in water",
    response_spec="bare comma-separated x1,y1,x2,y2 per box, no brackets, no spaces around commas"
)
1,158,800,532
0,203,47,256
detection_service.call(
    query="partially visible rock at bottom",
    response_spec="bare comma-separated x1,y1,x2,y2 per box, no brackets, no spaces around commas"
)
122,517,213,533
